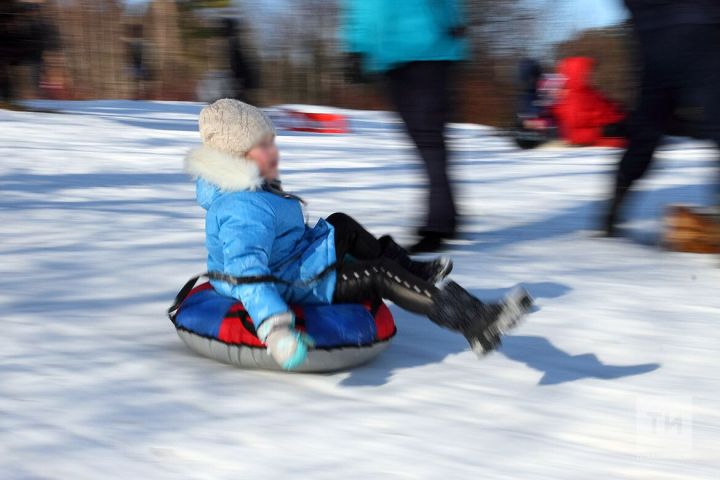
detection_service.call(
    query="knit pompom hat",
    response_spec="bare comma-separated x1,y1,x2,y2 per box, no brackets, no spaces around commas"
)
198,98,275,157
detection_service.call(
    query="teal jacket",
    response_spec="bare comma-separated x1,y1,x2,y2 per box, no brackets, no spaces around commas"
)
340,0,468,73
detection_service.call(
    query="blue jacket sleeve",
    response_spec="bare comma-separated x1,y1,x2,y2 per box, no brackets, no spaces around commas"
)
217,196,290,328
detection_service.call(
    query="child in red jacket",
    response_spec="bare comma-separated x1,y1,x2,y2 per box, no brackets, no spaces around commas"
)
554,57,627,148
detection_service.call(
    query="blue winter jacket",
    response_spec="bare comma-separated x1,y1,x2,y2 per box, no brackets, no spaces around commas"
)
185,146,337,328
340,0,468,73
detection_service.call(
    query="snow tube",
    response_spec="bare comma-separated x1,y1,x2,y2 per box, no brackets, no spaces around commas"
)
170,283,396,372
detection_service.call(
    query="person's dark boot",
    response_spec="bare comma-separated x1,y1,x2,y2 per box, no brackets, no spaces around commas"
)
429,281,533,357
603,208,620,238
603,180,631,237
380,235,453,284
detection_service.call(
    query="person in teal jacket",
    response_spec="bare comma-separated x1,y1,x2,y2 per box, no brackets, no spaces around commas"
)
341,0,467,74
185,99,532,370
341,0,468,252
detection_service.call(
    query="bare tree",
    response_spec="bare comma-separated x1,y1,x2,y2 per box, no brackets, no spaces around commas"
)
49,0,128,98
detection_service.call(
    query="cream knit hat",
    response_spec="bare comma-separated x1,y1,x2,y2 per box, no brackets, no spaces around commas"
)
198,98,276,157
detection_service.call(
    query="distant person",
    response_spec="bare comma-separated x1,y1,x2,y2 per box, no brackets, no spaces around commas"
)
553,57,627,148
197,19,259,104
0,0,53,102
0,1,17,101
39,50,72,100
513,58,557,149
604,0,720,236
341,0,468,252
222,18,259,102
126,24,148,99
517,58,543,120
0,0,32,102
24,1,56,96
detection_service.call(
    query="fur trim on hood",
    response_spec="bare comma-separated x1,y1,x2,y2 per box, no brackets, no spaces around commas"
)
184,146,264,192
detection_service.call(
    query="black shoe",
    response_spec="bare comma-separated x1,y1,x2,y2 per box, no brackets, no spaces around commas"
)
420,256,453,284
429,282,533,357
457,305,504,354
602,210,620,237
462,286,533,357
380,236,453,283
603,181,631,237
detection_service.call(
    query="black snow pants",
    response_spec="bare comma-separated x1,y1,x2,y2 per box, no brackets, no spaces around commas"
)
387,61,458,236
326,212,437,315
614,24,720,206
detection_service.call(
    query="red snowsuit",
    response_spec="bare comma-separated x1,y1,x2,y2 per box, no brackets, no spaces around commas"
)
554,57,627,147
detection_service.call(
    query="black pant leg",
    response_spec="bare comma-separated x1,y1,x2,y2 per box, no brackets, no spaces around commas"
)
672,25,720,141
332,258,437,316
388,61,457,235
616,122,664,191
615,27,676,193
714,139,720,209
326,212,383,262
672,25,720,208
0,64,12,101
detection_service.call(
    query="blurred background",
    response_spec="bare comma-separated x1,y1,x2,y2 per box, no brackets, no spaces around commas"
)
0,0,635,127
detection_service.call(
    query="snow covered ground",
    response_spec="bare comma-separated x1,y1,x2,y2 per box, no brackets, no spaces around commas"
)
1,101,718,479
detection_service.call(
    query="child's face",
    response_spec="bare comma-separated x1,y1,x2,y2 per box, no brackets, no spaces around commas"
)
246,136,279,180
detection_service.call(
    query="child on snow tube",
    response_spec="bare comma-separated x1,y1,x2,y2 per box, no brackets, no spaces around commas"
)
184,99,534,370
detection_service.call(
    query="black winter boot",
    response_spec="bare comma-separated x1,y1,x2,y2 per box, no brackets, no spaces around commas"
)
603,178,631,237
333,259,532,357
380,235,453,284
429,282,533,356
